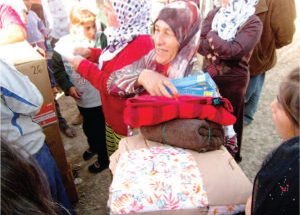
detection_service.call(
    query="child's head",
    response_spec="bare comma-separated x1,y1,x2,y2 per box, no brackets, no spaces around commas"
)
271,67,299,140
69,6,97,41
1,141,58,215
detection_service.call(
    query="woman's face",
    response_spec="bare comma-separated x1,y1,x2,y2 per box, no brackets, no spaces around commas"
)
271,97,295,140
153,20,180,65
103,0,119,28
82,21,96,41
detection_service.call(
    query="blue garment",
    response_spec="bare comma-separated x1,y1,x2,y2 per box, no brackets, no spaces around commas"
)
34,144,75,215
244,73,265,124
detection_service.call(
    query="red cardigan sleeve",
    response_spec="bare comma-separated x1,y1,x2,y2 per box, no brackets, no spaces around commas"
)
77,59,103,92
77,35,154,93
87,48,102,63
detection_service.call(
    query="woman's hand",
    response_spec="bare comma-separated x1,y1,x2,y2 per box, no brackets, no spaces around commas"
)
137,69,178,98
74,47,91,58
66,56,84,71
68,86,81,100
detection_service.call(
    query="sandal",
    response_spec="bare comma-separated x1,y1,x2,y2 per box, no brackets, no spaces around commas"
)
82,149,96,161
88,161,108,174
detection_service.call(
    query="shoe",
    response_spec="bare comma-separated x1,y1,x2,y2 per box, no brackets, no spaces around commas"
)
243,120,251,127
234,154,242,163
61,126,76,138
88,161,108,174
72,114,83,126
243,117,252,127
82,150,96,161
224,135,238,157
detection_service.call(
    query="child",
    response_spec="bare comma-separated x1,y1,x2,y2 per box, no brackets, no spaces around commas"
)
52,5,109,173
246,68,299,215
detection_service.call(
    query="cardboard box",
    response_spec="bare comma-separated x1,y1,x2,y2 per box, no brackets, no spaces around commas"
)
0,41,78,202
0,41,57,127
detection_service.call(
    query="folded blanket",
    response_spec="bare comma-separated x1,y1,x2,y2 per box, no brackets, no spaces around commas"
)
124,95,236,127
141,119,224,152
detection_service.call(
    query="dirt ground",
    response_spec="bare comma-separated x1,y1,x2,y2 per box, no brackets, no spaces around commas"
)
57,32,300,215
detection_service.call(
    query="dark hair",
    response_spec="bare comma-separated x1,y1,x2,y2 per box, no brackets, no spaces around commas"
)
278,67,299,129
1,141,59,215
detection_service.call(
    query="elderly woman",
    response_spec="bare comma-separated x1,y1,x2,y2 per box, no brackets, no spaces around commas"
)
198,0,263,161
70,0,201,156
109,0,201,98
68,0,153,157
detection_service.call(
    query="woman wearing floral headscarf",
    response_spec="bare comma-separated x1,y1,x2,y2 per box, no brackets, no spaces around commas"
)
68,0,153,158
198,0,263,161
108,0,201,97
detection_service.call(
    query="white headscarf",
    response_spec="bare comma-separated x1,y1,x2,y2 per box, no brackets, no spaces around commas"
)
98,0,151,69
211,0,258,41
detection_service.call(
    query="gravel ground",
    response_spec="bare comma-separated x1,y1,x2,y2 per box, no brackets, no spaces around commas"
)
57,32,300,215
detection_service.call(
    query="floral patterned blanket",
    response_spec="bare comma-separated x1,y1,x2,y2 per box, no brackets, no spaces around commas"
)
110,146,208,214
109,134,252,215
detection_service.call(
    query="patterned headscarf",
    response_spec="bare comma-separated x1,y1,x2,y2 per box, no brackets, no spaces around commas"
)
99,0,151,68
155,0,202,78
211,0,259,41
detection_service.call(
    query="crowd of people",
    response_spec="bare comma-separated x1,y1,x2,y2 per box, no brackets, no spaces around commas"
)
0,0,298,214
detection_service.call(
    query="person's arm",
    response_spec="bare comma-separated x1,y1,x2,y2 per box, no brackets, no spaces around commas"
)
71,35,154,95
73,47,102,63
108,51,177,98
271,0,296,48
52,51,74,95
206,16,263,60
107,52,152,96
137,69,177,98
198,9,216,57
75,58,104,93
35,11,49,38
0,60,43,116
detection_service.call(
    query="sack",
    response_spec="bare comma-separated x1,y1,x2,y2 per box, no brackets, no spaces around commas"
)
141,119,224,152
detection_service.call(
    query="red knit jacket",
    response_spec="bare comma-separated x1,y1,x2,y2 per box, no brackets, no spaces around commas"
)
77,35,154,135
